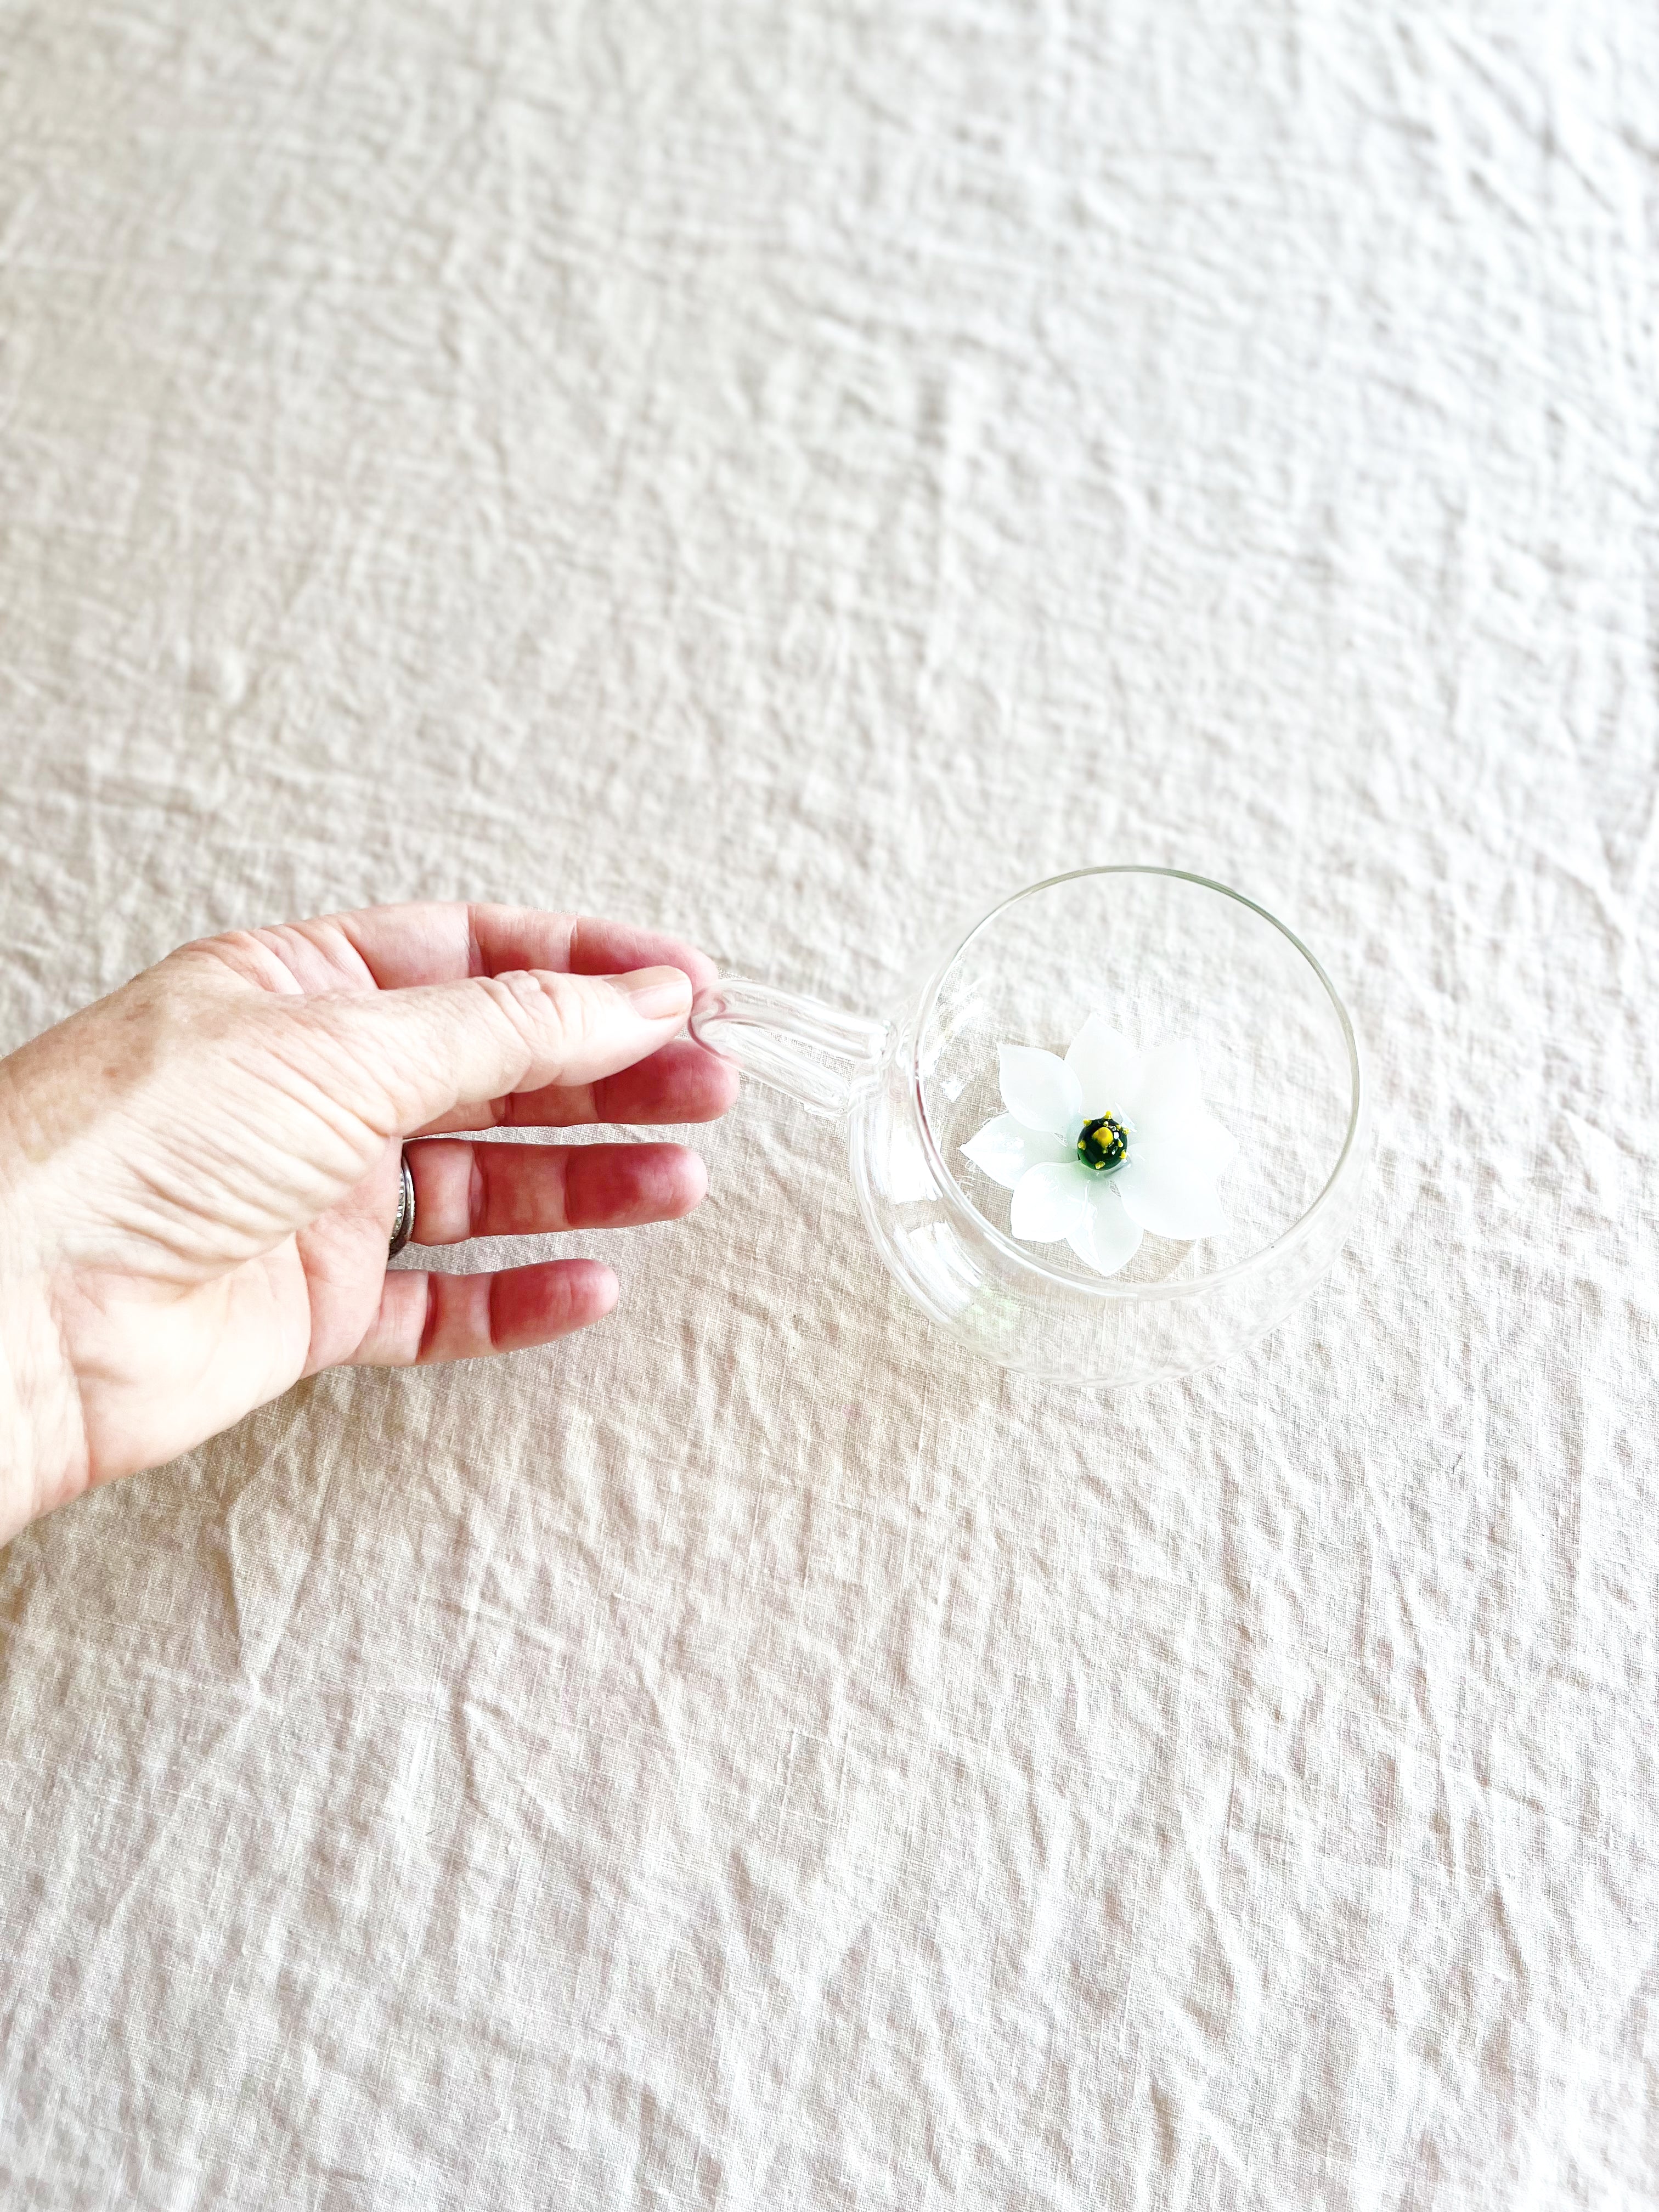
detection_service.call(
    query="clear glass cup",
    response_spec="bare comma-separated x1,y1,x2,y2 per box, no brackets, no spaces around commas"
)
689,866,1367,1387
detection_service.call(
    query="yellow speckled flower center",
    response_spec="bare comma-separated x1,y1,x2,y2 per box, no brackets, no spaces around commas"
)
1076,1114,1128,1173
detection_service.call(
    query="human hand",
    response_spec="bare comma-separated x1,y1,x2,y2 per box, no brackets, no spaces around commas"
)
0,902,737,1545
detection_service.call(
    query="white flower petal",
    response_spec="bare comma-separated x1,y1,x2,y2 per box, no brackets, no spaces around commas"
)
1132,1040,1207,1144
999,1045,1084,1136
1066,1179,1144,1277
1115,1142,1229,1240
961,1113,1075,1191
1065,1016,1144,1119
1009,1160,1093,1242
1182,1111,1239,1178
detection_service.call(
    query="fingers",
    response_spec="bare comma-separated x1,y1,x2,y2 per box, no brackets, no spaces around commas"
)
404,1139,707,1243
414,1035,741,1136
300,964,695,1139
266,901,721,996
512,1035,742,1130
351,1259,618,1366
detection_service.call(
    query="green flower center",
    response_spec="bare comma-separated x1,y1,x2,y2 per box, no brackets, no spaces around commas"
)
1076,1113,1128,1174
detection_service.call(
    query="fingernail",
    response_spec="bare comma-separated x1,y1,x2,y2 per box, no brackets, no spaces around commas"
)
611,966,692,1022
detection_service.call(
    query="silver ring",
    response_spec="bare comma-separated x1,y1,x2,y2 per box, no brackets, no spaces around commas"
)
388,1150,415,1258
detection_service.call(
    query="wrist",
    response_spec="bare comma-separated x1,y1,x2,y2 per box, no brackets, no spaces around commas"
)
0,1119,82,1547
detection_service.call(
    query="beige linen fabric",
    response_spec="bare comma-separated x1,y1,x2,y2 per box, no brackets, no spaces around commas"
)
2,0,1657,2203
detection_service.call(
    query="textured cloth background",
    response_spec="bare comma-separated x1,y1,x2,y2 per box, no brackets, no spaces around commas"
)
2,0,1657,2204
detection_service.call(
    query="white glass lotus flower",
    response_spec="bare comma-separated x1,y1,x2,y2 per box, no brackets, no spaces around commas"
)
960,1015,1238,1277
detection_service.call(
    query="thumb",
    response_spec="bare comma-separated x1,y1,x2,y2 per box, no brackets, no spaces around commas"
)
296,965,694,1137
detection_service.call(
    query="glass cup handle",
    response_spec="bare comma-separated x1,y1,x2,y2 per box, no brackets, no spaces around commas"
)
689,979,889,1120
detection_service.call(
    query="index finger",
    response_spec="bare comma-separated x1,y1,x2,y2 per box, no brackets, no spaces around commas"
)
263,902,721,995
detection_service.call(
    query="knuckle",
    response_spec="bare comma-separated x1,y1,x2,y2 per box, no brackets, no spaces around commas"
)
165,929,293,995
482,969,588,1053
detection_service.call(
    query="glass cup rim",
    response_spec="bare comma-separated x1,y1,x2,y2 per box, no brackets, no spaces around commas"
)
910,864,1367,1303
